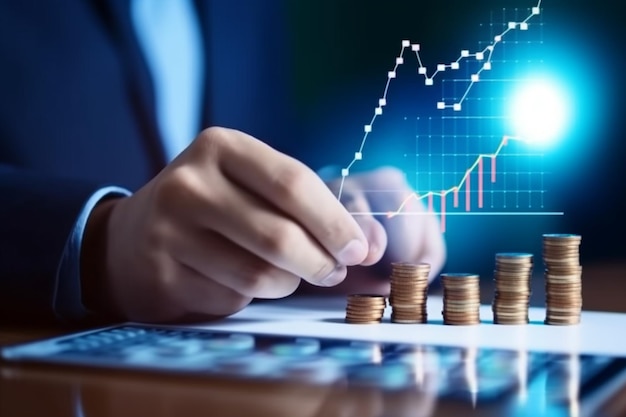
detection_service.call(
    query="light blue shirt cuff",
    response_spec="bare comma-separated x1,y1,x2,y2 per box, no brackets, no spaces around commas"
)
53,186,131,321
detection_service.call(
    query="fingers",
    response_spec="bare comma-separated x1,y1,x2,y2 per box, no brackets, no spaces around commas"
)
190,171,348,287
174,228,301,299
212,128,369,266
338,186,387,266
332,167,446,279
353,217,386,266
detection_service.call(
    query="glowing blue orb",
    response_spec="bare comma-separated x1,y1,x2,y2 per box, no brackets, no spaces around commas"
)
509,79,571,146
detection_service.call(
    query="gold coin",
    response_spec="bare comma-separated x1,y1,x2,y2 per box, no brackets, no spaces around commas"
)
441,273,480,279
542,233,582,241
345,307,385,314
496,252,534,260
494,319,529,325
443,320,480,326
347,293,386,299
391,318,427,324
345,319,382,324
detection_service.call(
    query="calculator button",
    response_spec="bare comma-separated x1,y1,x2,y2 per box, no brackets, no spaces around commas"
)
203,334,255,352
270,338,320,357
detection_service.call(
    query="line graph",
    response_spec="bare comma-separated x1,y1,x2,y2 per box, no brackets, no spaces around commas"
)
387,135,562,232
335,0,549,232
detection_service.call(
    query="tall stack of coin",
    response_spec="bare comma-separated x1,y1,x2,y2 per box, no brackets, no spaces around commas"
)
543,234,583,325
345,294,387,324
441,273,481,325
389,262,430,323
492,253,533,324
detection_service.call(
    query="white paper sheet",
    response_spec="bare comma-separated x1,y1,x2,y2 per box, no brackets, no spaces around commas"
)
185,295,626,357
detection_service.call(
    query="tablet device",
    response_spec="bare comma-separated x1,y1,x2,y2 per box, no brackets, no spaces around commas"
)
2,323,625,416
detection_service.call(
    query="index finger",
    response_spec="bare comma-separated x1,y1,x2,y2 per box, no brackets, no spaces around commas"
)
215,128,369,266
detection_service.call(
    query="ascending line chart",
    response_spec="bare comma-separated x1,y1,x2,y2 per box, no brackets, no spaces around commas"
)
333,0,563,232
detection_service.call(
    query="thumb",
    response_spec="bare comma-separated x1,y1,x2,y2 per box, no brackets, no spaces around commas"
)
340,188,387,266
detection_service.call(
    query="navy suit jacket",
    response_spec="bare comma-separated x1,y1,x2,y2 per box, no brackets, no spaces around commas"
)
0,0,299,321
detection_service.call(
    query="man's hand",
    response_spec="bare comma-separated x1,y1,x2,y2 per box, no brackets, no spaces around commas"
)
81,127,374,322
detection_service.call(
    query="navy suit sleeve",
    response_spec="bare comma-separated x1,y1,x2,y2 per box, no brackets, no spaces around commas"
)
0,165,129,322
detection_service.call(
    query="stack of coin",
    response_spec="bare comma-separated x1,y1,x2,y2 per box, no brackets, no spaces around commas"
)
492,253,533,324
389,262,430,323
543,234,583,325
441,273,481,325
345,294,387,324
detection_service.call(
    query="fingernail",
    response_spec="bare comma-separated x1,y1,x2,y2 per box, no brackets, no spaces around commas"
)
321,265,347,287
337,239,368,265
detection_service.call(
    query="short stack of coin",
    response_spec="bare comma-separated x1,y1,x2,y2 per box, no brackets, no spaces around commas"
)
345,294,387,324
441,273,481,325
389,262,430,323
492,253,533,324
543,234,583,325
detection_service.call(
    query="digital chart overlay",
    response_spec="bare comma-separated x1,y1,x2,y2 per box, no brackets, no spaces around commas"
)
333,0,565,232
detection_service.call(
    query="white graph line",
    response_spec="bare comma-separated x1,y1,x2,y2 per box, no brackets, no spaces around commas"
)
337,0,543,200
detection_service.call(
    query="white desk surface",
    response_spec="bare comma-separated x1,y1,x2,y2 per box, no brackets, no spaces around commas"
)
188,295,626,357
